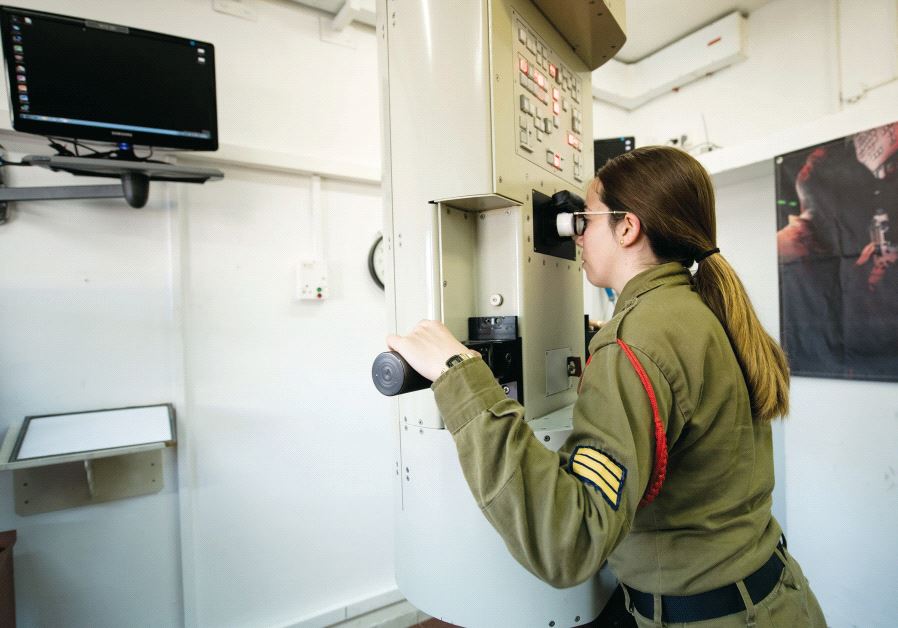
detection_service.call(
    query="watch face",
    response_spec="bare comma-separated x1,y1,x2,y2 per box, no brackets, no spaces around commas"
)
368,233,385,290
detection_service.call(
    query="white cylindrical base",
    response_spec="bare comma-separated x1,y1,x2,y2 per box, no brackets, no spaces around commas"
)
396,424,616,628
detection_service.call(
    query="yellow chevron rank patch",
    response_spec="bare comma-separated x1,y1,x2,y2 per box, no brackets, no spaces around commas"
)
568,446,627,510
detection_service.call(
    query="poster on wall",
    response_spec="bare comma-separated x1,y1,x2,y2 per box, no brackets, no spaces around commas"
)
775,121,898,382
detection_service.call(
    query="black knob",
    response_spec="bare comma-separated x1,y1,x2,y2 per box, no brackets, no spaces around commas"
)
372,351,431,396
121,172,150,208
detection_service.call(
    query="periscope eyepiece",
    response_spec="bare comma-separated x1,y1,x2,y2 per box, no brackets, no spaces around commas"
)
552,190,586,237
556,212,585,237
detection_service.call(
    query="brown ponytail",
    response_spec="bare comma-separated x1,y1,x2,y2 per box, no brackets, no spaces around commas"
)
598,146,790,421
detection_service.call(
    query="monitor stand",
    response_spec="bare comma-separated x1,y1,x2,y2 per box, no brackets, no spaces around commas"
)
20,155,224,208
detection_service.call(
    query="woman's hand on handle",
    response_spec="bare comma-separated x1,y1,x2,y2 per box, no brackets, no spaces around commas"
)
386,320,474,382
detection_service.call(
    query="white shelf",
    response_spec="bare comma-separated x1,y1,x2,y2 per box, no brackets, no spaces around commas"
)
0,106,381,186
697,97,898,183
0,404,176,515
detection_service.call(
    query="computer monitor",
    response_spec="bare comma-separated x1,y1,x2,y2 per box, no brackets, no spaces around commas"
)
594,136,634,171
0,5,218,152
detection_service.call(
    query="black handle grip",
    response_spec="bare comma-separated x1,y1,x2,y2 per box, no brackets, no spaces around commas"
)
372,351,432,396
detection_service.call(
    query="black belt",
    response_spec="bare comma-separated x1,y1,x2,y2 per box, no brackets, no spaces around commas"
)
624,546,785,623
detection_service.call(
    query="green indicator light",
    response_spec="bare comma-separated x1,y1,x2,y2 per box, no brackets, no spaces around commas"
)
317,287,322,292
788,201,798,207
777,200,786,205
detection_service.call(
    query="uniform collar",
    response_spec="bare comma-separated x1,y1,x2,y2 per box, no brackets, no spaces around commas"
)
613,262,692,316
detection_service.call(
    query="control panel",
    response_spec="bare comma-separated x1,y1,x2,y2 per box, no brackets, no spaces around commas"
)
513,9,586,185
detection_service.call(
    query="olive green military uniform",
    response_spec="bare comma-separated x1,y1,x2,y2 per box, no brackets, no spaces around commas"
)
432,263,825,626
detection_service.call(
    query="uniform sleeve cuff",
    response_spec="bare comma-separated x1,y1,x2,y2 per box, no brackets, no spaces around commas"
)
432,358,507,434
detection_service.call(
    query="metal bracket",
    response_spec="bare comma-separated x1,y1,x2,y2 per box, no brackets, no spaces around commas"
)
0,146,123,224
0,183,123,203
13,449,164,516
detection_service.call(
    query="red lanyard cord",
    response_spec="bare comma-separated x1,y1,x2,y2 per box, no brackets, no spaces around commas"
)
615,339,669,507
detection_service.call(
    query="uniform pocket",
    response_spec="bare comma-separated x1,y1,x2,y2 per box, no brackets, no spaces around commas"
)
756,552,826,628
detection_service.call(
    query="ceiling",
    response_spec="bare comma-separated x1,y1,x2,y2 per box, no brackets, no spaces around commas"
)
615,0,773,63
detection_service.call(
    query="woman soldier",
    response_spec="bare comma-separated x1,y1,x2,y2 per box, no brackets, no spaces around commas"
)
386,146,826,627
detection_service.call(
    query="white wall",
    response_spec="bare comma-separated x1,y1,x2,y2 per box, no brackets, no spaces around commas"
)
0,1,392,627
593,0,898,625
0,134,185,627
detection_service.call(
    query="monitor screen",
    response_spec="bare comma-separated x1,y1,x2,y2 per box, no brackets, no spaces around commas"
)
594,136,634,171
0,6,218,151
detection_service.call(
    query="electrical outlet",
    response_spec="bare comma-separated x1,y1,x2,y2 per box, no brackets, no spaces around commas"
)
212,0,258,21
296,260,328,301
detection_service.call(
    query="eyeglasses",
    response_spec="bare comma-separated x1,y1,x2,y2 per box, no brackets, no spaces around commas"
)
556,211,627,237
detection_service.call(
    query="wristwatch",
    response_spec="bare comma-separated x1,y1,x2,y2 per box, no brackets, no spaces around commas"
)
442,351,478,374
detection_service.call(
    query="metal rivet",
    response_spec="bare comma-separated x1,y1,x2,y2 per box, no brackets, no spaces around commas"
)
575,616,581,622
543,435,550,442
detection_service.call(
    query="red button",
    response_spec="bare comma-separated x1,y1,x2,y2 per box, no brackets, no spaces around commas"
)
549,64,557,79
553,101,560,115
536,73,545,89
552,87,560,101
519,57,528,74
553,153,561,168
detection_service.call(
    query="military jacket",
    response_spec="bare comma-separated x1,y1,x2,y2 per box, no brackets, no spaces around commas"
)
432,262,782,594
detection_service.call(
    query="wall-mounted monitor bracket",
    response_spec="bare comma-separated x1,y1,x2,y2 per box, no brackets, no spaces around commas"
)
0,154,224,221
